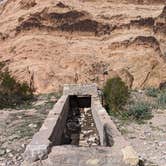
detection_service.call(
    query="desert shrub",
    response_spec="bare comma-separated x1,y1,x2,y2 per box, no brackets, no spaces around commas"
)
145,87,159,97
0,62,5,69
103,77,129,113
0,68,33,108
158,91,166,109
126,102,152,121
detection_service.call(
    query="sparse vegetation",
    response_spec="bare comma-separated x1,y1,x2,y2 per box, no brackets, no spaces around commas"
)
103,77,129,113
103,79,154,122
14,91,61,111
126,101,152,121
0,62,33,108
144,87,166,109
10,113,45,139
145,87,159,97
158,91,166,109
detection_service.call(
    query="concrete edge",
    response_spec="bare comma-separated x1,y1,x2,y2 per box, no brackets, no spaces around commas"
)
23,95,69,163
91,97,139,166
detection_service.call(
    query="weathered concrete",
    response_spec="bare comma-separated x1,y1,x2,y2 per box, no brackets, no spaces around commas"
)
63,84,98,97
25,146,128,166
23,95,69,162
23,84,139,166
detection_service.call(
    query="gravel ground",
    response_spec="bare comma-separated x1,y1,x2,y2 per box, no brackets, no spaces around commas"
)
0,91,166,166
114,109,166,166
0,93,58,166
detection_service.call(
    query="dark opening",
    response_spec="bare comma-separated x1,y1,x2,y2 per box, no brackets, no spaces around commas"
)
61,95,100,147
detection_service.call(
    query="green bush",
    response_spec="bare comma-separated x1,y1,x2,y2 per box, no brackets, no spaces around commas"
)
103,77,129,113
145,87,159,97
0,69,33,108
126,102,152,121
158,91,166,109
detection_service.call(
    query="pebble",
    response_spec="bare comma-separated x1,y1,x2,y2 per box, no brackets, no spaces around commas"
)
0,149,6,156
82,130,93,135
158,142,163,146
91,123,94,127
6,149,12,153
161,156,166,160
16,155,22,161
88,136,96,143
16,116,22,119
67,121,80,131
139,135,146,139
21,144,25,148
8,153,13,158
129,136,136,139
28,124,37,128
8,134,20,141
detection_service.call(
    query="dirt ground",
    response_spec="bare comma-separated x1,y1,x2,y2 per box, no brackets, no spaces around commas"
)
0,91,166,166
114,109,166,166
0,93,58,166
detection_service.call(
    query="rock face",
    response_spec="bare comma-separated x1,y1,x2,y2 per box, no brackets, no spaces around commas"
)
0,0,166,93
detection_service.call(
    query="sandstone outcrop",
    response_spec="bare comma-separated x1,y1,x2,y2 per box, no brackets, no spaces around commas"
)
0,0,165,93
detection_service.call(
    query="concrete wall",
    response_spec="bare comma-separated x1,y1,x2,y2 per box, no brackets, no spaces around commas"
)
63,84,139,166
23,95,69,162
23,84,139,166
63,84,98,97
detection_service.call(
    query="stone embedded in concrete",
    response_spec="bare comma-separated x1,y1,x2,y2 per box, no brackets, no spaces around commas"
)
23,131,51,162
30,146,129,166
122,146,139,166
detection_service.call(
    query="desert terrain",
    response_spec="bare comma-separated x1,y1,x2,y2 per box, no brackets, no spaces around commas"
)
0,0,166,166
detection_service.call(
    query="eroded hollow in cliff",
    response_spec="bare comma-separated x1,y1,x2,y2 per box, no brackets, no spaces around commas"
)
61,95,100,147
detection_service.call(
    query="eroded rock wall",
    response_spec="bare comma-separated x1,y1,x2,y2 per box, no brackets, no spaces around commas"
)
0,0,165,93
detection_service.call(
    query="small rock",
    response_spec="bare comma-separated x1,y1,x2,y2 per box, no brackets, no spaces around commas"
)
8,134,20,141
28,123,37,128
82,130,93,135
88,136,96,143
8,153,13,158
140,136,146,140
6,149,12,153
129,136,136,139
16,116,22,119
50,96,57,102
21,144,25,148
16,155,22,161
67,122,80,131
0,149,6,156
86,159,99,165
91,123,94,127
158,142,163,146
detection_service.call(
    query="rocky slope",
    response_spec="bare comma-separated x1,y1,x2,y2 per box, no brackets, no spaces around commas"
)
0,0,166,93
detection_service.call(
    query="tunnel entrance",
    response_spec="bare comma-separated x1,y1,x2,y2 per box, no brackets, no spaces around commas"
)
61,95,100,147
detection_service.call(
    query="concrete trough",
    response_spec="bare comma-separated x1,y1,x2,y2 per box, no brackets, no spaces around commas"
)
23,84,139,166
